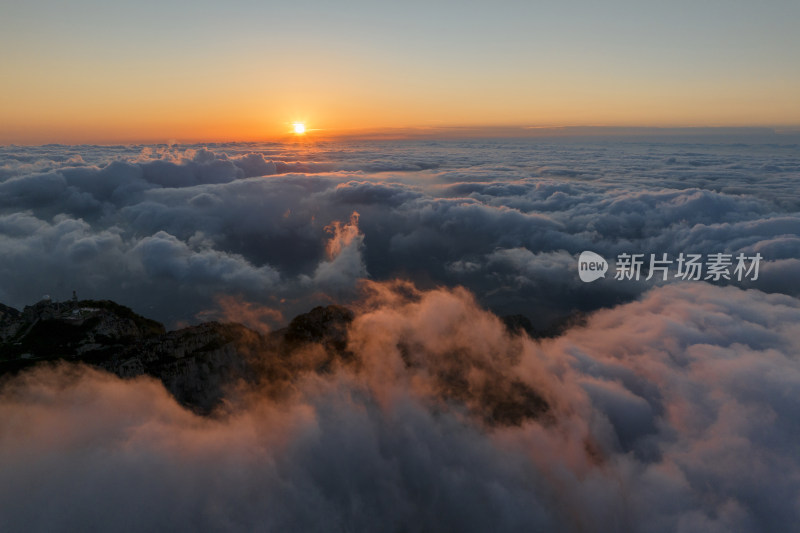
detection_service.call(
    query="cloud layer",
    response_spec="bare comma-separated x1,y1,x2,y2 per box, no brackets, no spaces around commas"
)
1,137,800,530
1,281,799,532
1,139,798,327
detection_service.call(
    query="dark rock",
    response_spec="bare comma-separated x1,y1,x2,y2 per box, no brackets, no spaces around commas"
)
0,299,360,415
501,314,536,336
0,297,552,427
501,311,588,339
283,305,354,349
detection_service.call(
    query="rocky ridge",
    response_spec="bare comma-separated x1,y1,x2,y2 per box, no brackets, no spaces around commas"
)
0,296,551,425
0,297,357,414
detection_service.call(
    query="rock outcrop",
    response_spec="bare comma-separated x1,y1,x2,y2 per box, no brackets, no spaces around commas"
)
0,297,549,426
0,298,356,415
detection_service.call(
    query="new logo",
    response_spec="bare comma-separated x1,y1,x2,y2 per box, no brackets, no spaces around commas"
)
578,251,608,282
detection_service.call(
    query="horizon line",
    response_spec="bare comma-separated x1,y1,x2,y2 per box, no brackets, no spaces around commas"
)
4,124,800,147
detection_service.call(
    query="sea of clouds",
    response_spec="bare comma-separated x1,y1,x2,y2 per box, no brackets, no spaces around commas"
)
1,138,798,326
1,136,799,531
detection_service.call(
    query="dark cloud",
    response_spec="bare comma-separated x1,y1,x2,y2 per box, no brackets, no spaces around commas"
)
1,139,798,325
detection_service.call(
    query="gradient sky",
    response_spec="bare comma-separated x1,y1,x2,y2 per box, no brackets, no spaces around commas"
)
2,0,799,143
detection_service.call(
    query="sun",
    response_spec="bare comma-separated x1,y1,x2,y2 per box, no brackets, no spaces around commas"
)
293,122,306,134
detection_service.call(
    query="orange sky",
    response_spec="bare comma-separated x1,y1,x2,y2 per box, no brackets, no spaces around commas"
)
2,1,799,144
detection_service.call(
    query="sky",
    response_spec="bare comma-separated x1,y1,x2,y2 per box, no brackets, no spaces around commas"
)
2,0,800,143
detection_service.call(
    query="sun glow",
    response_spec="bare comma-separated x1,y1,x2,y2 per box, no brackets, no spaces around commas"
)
293,122,306,134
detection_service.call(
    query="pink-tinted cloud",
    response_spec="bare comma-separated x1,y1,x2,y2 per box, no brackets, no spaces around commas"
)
2,281,798,531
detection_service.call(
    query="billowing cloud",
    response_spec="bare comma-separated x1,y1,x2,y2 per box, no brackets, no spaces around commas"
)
305,211,368,291
1,140,797,327
131,230,281,290
1,281,799,532
1,135,798,530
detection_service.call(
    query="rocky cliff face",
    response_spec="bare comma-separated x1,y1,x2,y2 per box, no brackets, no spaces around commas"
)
1,299,165,357
0,298,549,425
0,299,355,415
